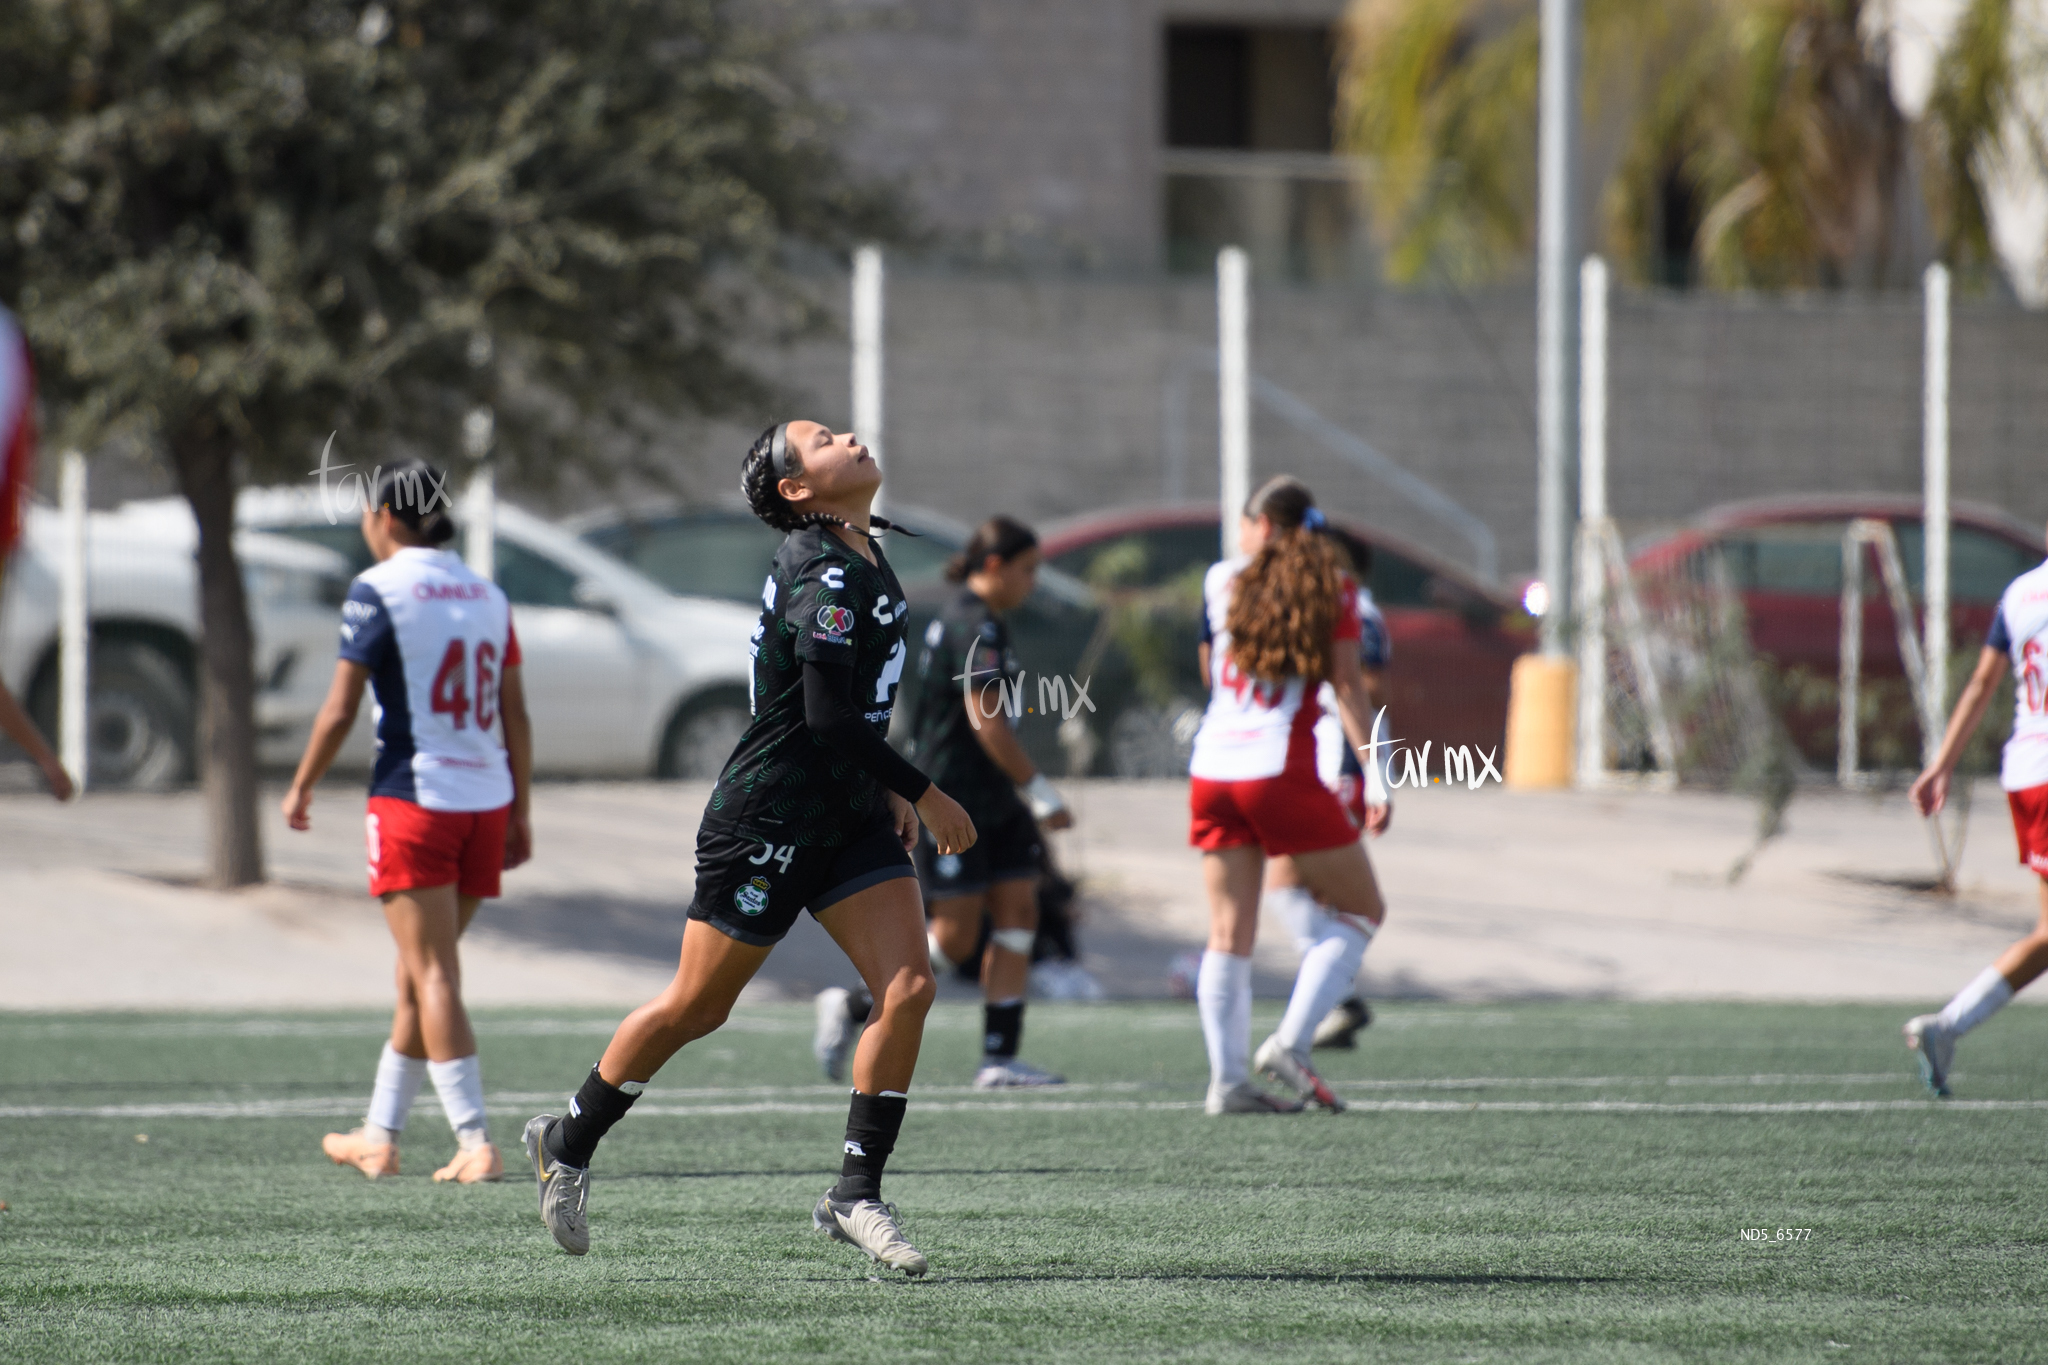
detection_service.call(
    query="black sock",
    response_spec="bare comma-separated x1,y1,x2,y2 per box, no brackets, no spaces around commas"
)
982,1000,1024,1060
845,986,874,1026
547,1065,640,1169
830,1090,907,1203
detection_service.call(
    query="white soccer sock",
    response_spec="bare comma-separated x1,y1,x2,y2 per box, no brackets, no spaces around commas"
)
427,1054,490,1149
364,1042,427,1144
1197,950,1253,1089
1264,885,1328,954
1937,966,2015,1038
1274,920,1374,1058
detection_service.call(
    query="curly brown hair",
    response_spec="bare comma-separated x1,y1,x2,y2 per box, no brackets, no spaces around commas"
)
1223,476,1348,683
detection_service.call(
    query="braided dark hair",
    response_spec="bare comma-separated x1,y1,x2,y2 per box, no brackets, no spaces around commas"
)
739,423,914,537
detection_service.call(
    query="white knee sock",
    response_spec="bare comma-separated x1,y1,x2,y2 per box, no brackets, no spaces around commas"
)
1197,950,1253,1089
1275,920,1374,1057
365,1042,427,1145
428,1055,490,1149
1264,885,1329,954
1937,966,2015,1037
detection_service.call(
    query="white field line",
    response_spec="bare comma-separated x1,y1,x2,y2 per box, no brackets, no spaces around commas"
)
0,1085,2029,1122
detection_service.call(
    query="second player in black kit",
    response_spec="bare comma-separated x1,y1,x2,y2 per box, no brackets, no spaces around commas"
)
520,420,976,1279
902,516,1074,1088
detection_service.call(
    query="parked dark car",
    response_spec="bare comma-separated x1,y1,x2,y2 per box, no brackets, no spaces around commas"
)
570,501,1137,775
1038,503,1533,764
1629,493,2045,766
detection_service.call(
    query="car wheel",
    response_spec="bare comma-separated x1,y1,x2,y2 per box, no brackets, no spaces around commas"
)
1107,701,1204,778
77,642,196,791
657,687,752,780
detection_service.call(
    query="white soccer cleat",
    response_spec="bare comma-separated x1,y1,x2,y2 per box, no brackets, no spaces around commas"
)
522,1115,591,1255
814,987,864,1082
1029,958,1106,1001
1253,1035,1346,1111
1904,1014,1956,1098
1204,1080,1306,1115
973,1056,1066,1089
813,1190,928,1277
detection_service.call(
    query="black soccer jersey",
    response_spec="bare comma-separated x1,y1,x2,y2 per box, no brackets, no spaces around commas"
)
707,525,911,846
906,586,1023,811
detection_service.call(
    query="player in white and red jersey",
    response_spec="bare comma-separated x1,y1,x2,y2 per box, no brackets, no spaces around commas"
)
0,303,72,802
281,460,533,1182
1903,527,2048,1095
1188,476,1390,1115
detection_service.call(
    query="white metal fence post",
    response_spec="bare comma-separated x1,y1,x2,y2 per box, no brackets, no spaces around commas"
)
1922,262,1951,766
58,449,88,793
1575,255,1608,786
852,244,886,523
463,405,496,582
1217,246,1250,559
1536,0,1582,655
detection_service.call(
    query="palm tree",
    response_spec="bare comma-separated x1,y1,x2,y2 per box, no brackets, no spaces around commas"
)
1337,0,2019,290
1921,0,2048,290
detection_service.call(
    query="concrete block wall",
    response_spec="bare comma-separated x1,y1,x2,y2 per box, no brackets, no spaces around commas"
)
643,267,2048,581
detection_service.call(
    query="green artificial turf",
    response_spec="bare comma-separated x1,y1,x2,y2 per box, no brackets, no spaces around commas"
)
3,1000,2047,1362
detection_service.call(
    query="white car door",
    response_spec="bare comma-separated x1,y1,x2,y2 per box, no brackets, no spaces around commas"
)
495,537,646,773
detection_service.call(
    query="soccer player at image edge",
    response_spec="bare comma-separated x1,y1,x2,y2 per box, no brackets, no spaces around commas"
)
1188,476,1392,1114
1905,518,2048,1096
282,461,534,1183
0,303,75,802
522,420,975,1277
824,516,1075,1090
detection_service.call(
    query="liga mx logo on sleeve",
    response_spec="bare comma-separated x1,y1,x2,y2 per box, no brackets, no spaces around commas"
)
814,605,854,643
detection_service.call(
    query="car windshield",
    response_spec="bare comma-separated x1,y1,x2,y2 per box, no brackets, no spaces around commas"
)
1047,522,1440,608
266,520,586,608
583,512,967,603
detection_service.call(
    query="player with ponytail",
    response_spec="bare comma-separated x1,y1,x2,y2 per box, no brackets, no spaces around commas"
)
523,420,973,1278
284,459,533,1185
1187,476,1391,1114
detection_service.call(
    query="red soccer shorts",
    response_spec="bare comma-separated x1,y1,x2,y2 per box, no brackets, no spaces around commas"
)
2008,784,2048,877
1189,769,1360,857
366,796,510,899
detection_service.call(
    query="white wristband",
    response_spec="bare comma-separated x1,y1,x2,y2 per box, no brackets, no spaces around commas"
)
1023,773,1065,819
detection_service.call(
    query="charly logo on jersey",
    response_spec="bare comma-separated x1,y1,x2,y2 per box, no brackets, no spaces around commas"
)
733,876,771,916
816,605,855,636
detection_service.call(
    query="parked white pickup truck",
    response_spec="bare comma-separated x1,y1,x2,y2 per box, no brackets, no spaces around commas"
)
0,490,762,788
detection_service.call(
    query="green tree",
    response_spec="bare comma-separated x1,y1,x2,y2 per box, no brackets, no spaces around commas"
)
1921,0,2048,286
1338,0,2020,290
0,0,890,884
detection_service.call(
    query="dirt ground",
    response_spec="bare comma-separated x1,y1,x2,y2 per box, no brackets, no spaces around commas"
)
1,775,2039,1011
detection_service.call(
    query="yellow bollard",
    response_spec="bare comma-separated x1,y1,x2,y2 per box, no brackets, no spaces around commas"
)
1503,654,1577,789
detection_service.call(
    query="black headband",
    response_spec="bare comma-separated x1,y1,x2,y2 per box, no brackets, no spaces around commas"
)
770,422,792,479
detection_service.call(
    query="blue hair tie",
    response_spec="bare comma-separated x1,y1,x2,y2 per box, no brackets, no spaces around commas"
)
1302,506,1327,532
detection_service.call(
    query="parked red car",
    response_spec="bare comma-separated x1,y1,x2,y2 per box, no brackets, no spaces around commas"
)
1629,493,2046,764
1038,503,1533,763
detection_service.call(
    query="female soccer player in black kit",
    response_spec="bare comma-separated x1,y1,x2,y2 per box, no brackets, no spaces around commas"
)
522,421,974,1278
910,517,1074,1086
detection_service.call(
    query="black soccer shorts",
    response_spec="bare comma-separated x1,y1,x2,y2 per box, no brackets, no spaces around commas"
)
915,795,1041,900
688,815,915,947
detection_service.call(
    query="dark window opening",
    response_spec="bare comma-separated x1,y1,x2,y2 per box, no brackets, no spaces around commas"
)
1164,24,1335,153
1655,162,1702,289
